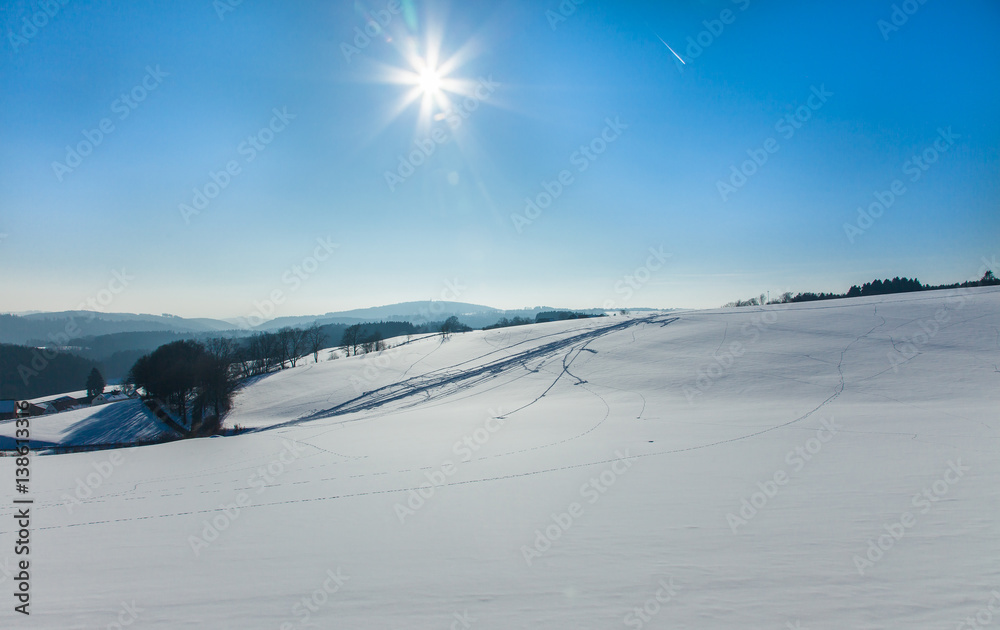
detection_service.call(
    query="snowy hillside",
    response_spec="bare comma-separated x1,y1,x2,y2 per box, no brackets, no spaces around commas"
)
0,399,180,451
1,287,998,628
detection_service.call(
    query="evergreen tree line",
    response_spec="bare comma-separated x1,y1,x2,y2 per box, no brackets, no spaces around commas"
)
0,343,102,400
339,318,479,355
483,316,535,331
725,271,999,308
126,339,238,434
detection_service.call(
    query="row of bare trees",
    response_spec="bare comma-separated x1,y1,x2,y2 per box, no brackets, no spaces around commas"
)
340,324,387,356
223,324,327,378
126,324,329,434
126,316,480,434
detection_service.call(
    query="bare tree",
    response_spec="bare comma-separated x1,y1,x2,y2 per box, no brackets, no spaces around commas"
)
205,336,236,364
276,328,291,367
304,323,327,363
290,328,307,367
361,331,383,354
278,327,307,367
233,342,252,378
245,333,266,375
341,324,362,357
247,331,281,374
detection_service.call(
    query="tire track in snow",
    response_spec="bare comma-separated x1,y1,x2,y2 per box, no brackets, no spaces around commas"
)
258,316,675,431
14,308,931,533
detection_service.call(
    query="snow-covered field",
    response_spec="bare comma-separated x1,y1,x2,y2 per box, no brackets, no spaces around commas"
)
0,400,180,451
2,287,998,628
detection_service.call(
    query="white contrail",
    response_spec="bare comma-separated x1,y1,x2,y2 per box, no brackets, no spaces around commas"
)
656,34,686,65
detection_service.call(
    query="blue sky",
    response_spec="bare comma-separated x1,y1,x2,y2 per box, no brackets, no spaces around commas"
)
1,0,998,319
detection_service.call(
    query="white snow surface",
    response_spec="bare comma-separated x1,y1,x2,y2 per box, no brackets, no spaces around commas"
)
0,400,181,450
2,287,998,628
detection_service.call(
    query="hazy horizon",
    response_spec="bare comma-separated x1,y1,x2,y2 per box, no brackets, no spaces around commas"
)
1,299,669,323
1,277,992,323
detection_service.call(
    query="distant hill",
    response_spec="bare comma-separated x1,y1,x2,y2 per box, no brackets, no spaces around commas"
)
3,302,670,340
0,312,237,345
0,302,671,389
255,301,504,331
253,302,657,331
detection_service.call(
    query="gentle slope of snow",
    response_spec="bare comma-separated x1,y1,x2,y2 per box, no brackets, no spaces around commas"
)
0,400,179,450
1,287,997,628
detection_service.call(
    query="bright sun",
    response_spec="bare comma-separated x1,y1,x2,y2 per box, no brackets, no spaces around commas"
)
369,27,495,135
418,65,442,95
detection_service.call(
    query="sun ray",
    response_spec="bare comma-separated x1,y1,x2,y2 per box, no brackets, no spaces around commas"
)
351,6,510,162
